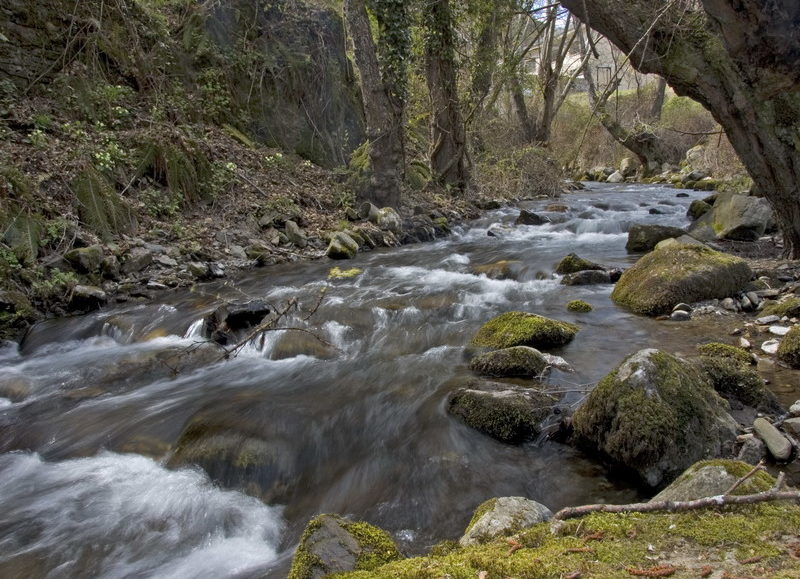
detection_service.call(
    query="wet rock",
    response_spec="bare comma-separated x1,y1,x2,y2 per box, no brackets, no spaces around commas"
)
573,349,738,488
777,326,800,367
671,310,690,321
471,311,578,350
673,303,693,313
738,435,767,465
625,224,687,252
459,497,552,547
783,418,800,437
689,192,776,241
209,263,226,278
620,157,639,178
650,459,773,502
470,260,522,281
515,209,550,226
561,270,611,286
487,223,513,237
69,285,107,311
612,244,752,316
121,247,153,274
0,375,33,402
64,244,103,273
447,379,556,444
554,253,604,275
606,170,624,183
203,300,271,346
285,220,308,249
753,417,792,461
326,232,359,260
566,300,592,313
271,331,338,360
687,199,712,220
761,339,780,354
469,346,549,378
289,514,401,579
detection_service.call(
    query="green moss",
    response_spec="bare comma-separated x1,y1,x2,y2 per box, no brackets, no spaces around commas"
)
468,346,547,378
465,498,498,534
328,266,363,279
471,311,578,350
555,253,603,275
611,244,751,316
777,325,800,368
288,518,324,579
566,300,592,313
336,504,800,578
696,342,752,364
676,459,774,495
696,357,777,411
760,297,800,318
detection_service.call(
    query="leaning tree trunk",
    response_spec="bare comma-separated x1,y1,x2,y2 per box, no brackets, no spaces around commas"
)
561,0,800,257
343,0,404,207
425,0,470,190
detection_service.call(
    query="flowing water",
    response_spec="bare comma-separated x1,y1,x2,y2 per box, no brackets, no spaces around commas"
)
0,183,785,577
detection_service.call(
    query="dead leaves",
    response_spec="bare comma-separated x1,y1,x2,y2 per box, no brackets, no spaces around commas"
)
625,564,677,577
506,538,523,556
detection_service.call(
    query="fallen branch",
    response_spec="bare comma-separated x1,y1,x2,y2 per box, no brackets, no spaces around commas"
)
724,460,764,495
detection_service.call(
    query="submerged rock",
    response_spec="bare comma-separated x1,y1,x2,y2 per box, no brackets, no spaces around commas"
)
471,311,578,350
560,270,611,285
470,260,522,281
288,514,402,579
554,253,604,275
203,300,270,345
611,244,752,316
469,346,549,378
459,497,552,546
573,349,738,488
271,330,338,360
447,378,556,444
515,209,550,226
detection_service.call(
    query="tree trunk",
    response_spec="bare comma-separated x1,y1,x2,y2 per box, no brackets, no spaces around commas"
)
561,0,800,256
425,0,469,190
648,77,667,122
510,72,535,143
343,0,404,207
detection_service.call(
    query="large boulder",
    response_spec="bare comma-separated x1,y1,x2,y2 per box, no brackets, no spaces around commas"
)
554,253,604,275
620,157,639,178
459,497,552,547
326,232,359,260
469,346,549,378
572,349,738,488
288,514,402,579
650,459,774,502
515,210,550,226
777,326,800,368
64,245,104,273
470,260,523,280
689,192,776,241
447,378,556,444
625,224,686,253
611,244,752,316
471,311,578,350
203,300,271,345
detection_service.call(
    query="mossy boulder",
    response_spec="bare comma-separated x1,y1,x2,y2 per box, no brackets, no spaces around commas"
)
760,297,800,318
447,378,556,444
689,191,776,241
687,199,712,220
566,300,592,313
696,342,753,365
471,311,578,350
695,356,782,414
64,244,104,273
459,497,552,547
573,349,738,488
288,514,402,579
625,224,686,252
468,346,549,378
777,325,800,368
326,232,359,260
611,244,752,316
651,459,775,502
554,253,604,275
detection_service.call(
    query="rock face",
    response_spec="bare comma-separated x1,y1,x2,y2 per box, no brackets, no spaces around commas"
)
650,459,774,502
459,497,553,547
625,224,687,252
288,514,401,579
611,244,752,316
554,253,604,275
471,311,578,350
326,232,359,259
469,346,549,378
573,349,738,488
689,192,776,241
447,379,555,444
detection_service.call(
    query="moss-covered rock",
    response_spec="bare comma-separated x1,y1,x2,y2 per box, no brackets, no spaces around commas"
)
695,356,782,414
326,231,359,259
573,349,738,488
64,244,104,273
687,199,712,220
760,297,800,318
554,253,604,275
459,497,552,546
471,311,578,350
288,514,402,579
447,378,556,444
611,244,752,316
777,325,800,368
651,459,775,502
696,342,752,364
566,300,592,313
468,346,549,378
625,224,686,252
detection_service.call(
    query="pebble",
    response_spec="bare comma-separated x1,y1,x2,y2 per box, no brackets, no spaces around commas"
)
756,315,780,325
790,400,800,417
739,337,751,349
769,325,791,336
761,339,780,354
721,297,738,311
670,310,690,321
753,417,792,461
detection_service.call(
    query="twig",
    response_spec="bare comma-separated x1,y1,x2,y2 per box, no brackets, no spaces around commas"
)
724,460,764,496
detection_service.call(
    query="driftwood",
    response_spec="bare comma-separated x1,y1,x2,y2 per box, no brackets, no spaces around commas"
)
553,468,799,521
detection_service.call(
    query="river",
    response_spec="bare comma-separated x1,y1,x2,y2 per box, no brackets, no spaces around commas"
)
0,183,776,577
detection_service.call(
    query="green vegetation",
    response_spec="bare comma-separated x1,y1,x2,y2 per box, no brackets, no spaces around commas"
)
760,297,800,318
471,311,579,350
468,346,548,378
777,326,800,368
555,253,603,275
566,299,593,312
696,342,752,364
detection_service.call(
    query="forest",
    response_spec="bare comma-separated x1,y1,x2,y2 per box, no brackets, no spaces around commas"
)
1,0,800,578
